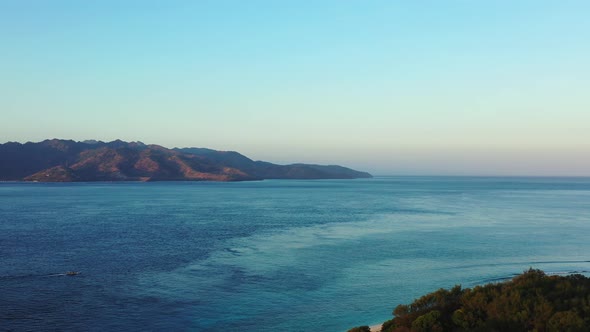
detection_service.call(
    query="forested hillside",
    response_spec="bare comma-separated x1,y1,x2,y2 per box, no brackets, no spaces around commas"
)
351,269,590,332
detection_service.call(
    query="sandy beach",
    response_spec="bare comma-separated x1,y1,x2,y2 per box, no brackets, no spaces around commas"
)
370,324,382,332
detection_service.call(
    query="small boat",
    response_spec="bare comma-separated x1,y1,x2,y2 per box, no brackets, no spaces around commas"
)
66,271,80,276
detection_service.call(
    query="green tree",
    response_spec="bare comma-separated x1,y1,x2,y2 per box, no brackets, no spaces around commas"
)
347,325,371,332
547,311,585,332
411,310,442,332
360,270,590,332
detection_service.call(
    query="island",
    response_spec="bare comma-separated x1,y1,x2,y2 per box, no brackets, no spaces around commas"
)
0,139,372,182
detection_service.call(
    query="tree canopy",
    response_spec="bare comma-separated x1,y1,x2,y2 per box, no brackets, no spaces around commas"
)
375,269,590,332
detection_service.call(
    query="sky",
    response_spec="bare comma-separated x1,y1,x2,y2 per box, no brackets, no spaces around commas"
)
1,1,589,175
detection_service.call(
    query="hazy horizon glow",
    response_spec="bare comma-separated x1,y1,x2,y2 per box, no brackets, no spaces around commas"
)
1,1,589,175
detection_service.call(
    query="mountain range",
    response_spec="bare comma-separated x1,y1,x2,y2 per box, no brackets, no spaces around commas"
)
0,139,372,182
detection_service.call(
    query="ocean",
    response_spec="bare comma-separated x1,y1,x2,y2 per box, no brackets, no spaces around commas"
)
1,177,589,331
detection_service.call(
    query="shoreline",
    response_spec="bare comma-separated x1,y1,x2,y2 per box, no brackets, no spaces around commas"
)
370,323,382,332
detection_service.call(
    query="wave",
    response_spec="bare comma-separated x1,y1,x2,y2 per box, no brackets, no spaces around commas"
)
478,269,590,285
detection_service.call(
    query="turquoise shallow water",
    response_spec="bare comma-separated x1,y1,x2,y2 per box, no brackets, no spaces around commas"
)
1,177,590,331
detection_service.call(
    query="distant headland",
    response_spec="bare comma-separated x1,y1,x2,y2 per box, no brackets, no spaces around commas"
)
0,139,372,182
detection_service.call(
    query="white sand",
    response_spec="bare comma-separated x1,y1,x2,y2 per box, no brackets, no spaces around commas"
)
369,323,382,332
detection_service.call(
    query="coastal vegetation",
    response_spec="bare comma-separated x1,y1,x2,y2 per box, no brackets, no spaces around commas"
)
348,326,372,332
351,269,590,332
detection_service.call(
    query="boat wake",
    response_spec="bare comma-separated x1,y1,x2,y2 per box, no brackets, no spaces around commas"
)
0,272,81,280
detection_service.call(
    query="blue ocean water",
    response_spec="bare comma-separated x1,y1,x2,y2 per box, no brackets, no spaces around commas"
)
1,177,590,331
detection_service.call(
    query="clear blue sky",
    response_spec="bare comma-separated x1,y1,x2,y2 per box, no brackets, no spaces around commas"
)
1,1,589,175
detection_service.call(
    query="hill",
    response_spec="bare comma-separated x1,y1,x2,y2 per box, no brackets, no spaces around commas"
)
0,139,372,182
350,269,590,332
